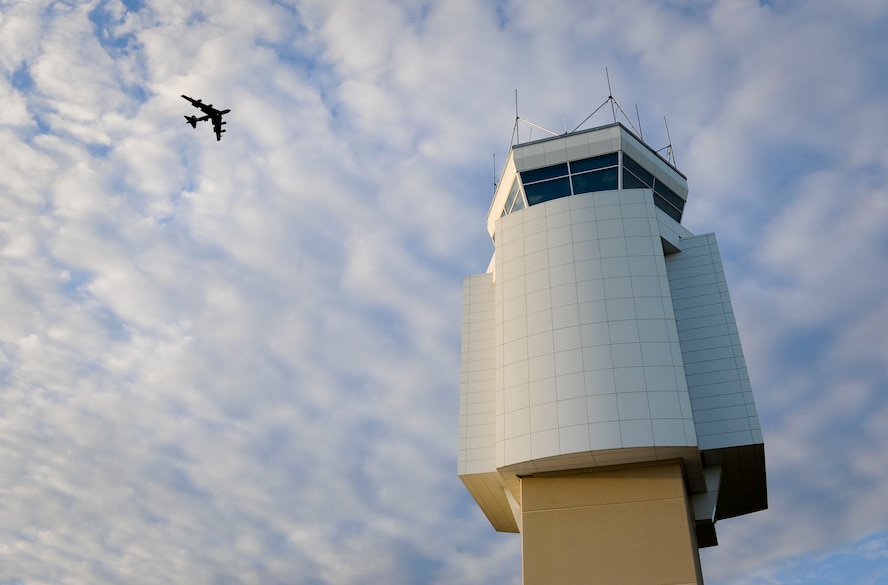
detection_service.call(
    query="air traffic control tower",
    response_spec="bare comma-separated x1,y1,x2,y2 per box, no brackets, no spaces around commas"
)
458,122,766,584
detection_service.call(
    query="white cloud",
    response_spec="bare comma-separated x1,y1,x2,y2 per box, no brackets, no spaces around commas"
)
1,0,887,583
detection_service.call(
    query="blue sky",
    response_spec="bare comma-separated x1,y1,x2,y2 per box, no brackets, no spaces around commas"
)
1,0,887,583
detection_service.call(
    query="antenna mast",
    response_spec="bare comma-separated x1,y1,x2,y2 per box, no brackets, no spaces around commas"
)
663,117,676,167
493,153,497,192
508,89,560,148
571,69,641,136
515,89,520,145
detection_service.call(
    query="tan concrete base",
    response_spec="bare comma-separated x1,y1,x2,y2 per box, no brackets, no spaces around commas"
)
520,462,703,585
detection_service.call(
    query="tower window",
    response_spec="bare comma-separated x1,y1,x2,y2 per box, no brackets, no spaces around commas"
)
524,177,571,205
622,168,650,190
654,181,684,213
623,154,685,222
622,155,654,188
505,152,686,223
570,152,618,173
520,162,571,206
572,168,618,194
501,178,528,217
520,162,569,183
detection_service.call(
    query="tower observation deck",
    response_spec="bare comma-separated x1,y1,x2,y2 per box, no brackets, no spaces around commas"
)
458,122,766,584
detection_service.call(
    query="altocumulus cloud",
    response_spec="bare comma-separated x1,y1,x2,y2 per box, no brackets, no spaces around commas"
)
0,0,887,584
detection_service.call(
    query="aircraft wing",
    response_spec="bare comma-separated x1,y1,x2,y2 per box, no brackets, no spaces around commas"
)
182,94,219,116
181,94,203,108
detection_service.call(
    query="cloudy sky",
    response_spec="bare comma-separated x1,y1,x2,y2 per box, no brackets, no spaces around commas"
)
1,0,887,583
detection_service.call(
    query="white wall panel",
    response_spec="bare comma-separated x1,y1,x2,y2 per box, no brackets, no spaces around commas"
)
665,233,763,451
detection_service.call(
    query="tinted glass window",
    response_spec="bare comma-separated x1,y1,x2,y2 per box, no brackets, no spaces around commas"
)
622,168,649,190
572,168,618,194
570,152,618,174
524,177,571,205
520,163,569,184
513,148,685,222
653,180,685,212
622,155,654,188
654,195,683,222
504,180,520,213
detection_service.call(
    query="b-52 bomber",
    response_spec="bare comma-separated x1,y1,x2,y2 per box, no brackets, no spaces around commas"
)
182,94,230,141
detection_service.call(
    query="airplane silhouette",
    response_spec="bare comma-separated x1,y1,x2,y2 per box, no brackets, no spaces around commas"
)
181,94,230,141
